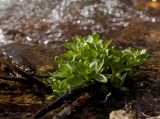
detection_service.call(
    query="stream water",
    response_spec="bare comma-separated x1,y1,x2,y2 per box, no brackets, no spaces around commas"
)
0,0,160,118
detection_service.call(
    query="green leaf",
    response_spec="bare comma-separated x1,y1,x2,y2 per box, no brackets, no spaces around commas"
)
66,77,87,89
68,61,85,73
86,35,94,43
55,56,63,64
104,40,112,49
64,43,77,51
83,48,99,59
92,33,99,44
89,59,104,73
111,72,127,88
87,42,97,50
139,49,146,54
93,74,108,83
59,64,72,72
52,71,66,78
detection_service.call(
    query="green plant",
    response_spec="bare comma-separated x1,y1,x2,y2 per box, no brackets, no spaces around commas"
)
47,33,149,96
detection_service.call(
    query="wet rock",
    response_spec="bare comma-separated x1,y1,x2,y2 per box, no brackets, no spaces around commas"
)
115,20,160,50
11,94,43,105
147,116,160,119
109,110,136,119
0,43,55,75
144,29,160,43
132,0,160,16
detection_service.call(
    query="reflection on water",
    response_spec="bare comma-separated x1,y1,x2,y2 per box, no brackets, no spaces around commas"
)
0,0,159,45
0,29,6,45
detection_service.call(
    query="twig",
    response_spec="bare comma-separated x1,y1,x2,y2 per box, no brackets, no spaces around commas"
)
0,75,29,84
0,58,46,88
33,84,99,119
52,93,91,119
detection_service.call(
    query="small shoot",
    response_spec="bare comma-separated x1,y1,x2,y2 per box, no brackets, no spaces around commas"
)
47,33,149,97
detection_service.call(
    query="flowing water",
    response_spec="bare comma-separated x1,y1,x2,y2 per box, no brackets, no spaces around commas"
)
0,0,160,118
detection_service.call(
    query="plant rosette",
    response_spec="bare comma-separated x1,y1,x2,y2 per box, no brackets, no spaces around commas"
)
47,33,149,97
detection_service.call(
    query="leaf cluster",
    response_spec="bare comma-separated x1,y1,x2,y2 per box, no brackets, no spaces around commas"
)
47,33,149,96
